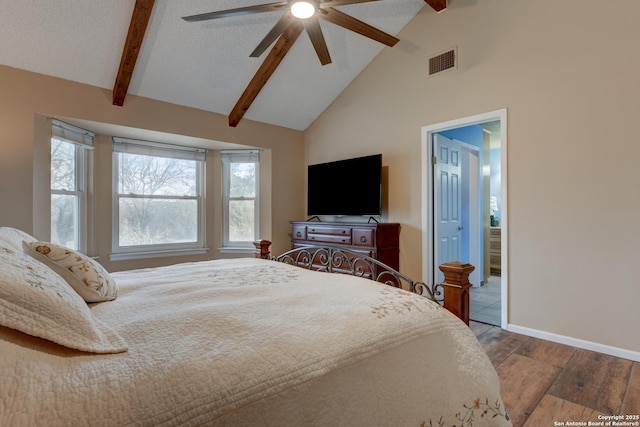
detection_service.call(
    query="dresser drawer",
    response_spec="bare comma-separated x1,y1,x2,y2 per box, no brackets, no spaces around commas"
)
307,225,351,236
291,225,307,240
307,233,352,245
352,228,375,247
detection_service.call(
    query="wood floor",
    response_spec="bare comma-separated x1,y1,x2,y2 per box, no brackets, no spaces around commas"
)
470,321,640,426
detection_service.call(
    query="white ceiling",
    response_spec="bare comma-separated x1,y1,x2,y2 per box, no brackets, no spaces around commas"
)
0,0,427,131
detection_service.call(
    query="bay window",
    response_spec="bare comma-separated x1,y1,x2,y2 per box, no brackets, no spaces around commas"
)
111,138,205,258
50,120,94,252
221,150,259,249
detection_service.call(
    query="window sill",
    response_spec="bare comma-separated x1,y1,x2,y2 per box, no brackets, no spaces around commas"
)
218,246,256,255
109,247,209,262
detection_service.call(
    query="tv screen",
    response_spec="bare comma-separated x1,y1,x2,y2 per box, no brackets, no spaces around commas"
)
307,154,382,216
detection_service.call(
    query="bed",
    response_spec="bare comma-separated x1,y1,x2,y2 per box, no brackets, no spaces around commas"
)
0,227,511,426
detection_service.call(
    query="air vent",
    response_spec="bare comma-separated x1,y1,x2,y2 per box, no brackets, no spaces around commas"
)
428,47,457,76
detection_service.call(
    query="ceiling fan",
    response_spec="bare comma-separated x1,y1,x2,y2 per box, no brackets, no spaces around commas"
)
182,0,403,127
183,0,401,66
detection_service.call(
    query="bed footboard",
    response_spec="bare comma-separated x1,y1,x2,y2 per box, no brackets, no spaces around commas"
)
254,240,472,326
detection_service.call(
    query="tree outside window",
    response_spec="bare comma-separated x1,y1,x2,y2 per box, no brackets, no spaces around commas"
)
50,138,84,250
112,139,205,253
223,151,259,247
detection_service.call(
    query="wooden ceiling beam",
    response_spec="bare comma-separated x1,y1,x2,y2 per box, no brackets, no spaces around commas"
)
424,0,447,12
228,21,304,127
112,0,155,106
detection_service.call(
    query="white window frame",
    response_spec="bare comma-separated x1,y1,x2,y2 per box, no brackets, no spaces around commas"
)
221,150,260,251
50,119,94,253
111,138,207,260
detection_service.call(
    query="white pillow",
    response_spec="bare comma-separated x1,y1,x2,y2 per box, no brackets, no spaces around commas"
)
0,248,127,354
23,241,118,303
0,227,37,252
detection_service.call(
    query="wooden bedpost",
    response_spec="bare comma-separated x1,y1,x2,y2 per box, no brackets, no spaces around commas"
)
439,262,474,326
253,240,272,259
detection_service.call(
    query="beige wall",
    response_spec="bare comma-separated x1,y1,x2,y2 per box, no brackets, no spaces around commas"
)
305,0,640,354
2,0,639,356
0,65,305,270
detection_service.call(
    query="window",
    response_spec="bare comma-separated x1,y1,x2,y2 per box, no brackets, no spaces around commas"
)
221,151,259,249
112,138,206,258
50,120,94,252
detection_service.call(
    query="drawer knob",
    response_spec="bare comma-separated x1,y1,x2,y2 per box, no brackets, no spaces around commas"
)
360,236,367,243
296,231,302,237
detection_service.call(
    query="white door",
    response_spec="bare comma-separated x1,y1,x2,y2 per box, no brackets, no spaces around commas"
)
434,134,462,284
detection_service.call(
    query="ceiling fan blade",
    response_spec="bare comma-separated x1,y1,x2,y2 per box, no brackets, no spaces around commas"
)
250,11,294,58
229,21,305,127
304,17,332,65
182,2,287,22
318,7,399,47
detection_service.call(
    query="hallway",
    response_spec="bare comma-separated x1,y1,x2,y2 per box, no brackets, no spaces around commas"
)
470,275,501,326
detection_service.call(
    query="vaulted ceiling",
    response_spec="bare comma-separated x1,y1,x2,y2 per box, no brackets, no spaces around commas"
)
0,0,446,130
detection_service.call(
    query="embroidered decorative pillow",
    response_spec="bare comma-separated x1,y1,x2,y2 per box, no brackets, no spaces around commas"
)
0,248,127,353
23,242,118,303
0,227,37,252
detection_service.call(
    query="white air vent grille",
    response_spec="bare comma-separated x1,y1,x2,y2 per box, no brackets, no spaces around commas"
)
428,47,457,76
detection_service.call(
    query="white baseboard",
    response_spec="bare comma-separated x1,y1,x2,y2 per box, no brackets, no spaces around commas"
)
507,324,640,363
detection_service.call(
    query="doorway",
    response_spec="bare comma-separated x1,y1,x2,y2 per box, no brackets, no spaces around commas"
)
421,109,507,328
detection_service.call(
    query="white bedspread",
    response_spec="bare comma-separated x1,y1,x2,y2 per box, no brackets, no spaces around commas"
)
0,258,511,426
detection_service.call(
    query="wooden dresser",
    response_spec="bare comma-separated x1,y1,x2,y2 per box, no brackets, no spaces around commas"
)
489,227,501,275
290,221,400,270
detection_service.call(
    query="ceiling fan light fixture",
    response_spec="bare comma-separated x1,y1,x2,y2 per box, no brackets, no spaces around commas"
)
290,0,316,19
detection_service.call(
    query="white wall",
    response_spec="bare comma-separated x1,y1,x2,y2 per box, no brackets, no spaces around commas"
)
305,0,640,356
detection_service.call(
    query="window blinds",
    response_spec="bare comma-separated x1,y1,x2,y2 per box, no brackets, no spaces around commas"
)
51,119,95,149
112,137,206,162
221,150,260,163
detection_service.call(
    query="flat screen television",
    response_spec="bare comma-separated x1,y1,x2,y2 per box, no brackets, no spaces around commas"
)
307,154,382,217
